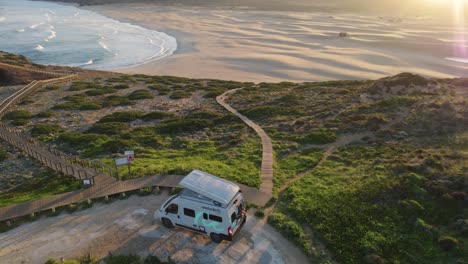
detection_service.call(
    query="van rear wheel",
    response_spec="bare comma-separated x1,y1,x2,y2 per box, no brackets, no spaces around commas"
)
161,218,173,228
210,233,223,243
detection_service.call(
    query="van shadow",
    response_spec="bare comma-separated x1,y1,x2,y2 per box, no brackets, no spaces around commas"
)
107,219,272,264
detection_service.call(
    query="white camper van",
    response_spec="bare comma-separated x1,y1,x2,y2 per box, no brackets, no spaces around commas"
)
155,170,247,243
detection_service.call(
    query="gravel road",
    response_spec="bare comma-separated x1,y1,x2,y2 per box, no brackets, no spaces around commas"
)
0,190,308,264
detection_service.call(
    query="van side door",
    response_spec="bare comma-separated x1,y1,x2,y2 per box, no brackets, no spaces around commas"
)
179,207,201,232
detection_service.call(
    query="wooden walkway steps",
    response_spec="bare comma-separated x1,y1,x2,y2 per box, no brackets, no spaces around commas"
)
0,175,271,222
0,174,184,222
217,90,274,196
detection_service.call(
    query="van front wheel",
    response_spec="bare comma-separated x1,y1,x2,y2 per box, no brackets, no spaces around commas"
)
210,233,223,243
162,218,173,228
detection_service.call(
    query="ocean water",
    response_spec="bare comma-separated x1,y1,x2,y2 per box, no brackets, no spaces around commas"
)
0,0,177,70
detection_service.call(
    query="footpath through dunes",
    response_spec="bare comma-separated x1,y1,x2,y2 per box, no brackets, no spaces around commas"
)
217,89,273,196
0,63,272,223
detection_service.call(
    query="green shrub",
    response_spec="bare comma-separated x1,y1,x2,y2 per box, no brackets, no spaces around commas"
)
31,123,63,137
85,86,116,96
268,212,311,254
88,122,130,135
187,111,223,120
204,89,225,98
99,111,143,123
141,111,174,121
114,84,129,89
298,131,337,144
104,95,135,107
69,81,101,91
53,102,80,110
438,236,459,251
143,255,164,264
128,89,153,100
44,259,61,264
64,94,86,102
3,110,32,120
0,149,7,162
138,186,153,196
104,255,142,264
156,119,212,134
11,119,29,126
170,91,192,99
278,94,300,104
79,102,102,110
148,84,170,92
58,132,109,147
36,110,55,118
106,75,135,83
53,94,101,110
45,85,61,91
254,210,265,218
18,99,34,105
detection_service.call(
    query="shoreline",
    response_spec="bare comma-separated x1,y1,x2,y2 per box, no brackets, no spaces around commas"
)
80,3,467,83
10,0,463,83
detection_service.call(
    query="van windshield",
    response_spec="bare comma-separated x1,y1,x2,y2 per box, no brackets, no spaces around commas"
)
162,194,178,209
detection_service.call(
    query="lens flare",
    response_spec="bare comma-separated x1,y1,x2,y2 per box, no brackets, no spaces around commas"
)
454,0,467,58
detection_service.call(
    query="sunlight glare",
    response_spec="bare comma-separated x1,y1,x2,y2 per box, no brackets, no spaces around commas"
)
454,0,466,58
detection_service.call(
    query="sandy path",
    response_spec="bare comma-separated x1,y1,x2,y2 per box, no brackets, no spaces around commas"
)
0,190,308,264
85,4,467,82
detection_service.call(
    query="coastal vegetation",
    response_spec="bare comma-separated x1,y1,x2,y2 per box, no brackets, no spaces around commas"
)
227,73,467,263
0,54,466,263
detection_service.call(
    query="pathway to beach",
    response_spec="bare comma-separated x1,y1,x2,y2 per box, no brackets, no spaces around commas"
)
217,89,273,196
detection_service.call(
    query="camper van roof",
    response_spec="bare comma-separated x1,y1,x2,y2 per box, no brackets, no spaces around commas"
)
179,170,240,207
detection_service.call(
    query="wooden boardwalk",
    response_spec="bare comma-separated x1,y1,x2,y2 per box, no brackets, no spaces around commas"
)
217,90,274,196
0,64,272,223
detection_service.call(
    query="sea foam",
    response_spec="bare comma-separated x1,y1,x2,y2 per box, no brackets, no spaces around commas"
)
0,0,177,70
446,57,468,64
35,45,44,51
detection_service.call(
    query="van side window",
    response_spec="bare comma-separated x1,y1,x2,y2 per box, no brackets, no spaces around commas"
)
184,208,195,217
203,213,208,220
209,214,222,223
166,204,178,214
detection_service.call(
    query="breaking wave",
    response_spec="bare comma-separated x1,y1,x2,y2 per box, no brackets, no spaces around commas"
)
34,45,44,51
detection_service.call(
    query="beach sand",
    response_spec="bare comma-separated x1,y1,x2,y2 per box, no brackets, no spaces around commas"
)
87,3,468,82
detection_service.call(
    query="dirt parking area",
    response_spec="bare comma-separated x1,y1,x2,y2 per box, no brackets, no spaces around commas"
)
0,190,308,264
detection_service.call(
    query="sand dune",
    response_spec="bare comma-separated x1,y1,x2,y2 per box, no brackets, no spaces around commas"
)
86,3,468,82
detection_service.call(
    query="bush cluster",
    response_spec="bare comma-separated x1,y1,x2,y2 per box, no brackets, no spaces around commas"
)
0,149,7,162
53,94,102,110
128,89,153,100
58,132,108,147
156,118,212,134
31,123,63,137
104,95,135,107
3,110,32,120
99,111,143,123
268,212,311,254
88,122,130,135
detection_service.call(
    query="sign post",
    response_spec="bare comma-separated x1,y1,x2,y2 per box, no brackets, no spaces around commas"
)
124,150,135,176
114,151,135,178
